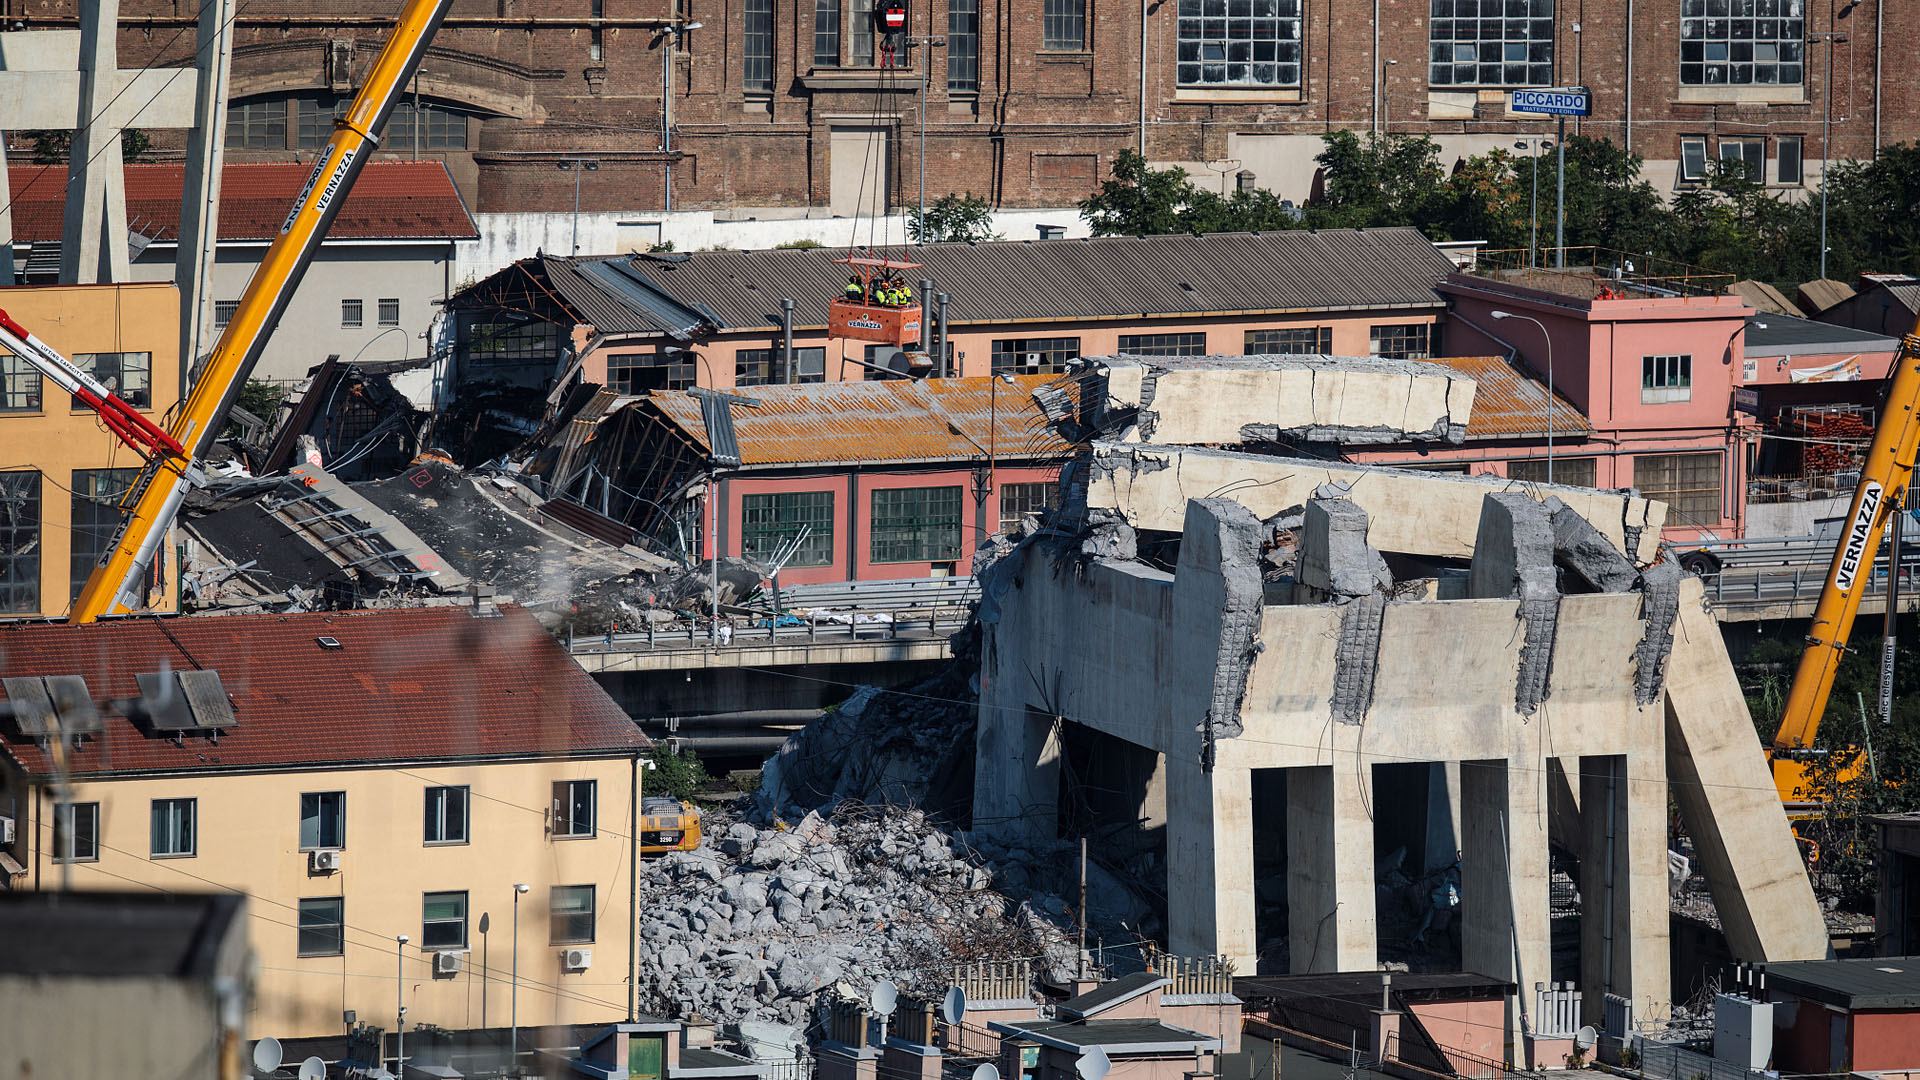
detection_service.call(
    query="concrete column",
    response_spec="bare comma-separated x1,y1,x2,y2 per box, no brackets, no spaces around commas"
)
1286,764,1376,973
1459,759,1550,1050
1429,762,1463,872
972,703,1061,847
1167,759,1256,968
1577,754,1671,1027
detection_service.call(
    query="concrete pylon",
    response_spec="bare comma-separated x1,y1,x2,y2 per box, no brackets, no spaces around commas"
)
1286,763,1376,972
1460,758,1550,1049
176,0,236,385
61,0,132,284
1166,759,1256,967
1577,752,1671,1026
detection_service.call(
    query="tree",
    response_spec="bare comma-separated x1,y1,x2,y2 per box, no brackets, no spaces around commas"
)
908,192,1000,243
646,746,710,801
29,128,151,164
1816,144,1920,281
1304,131,1449,232
1079,150,1302,237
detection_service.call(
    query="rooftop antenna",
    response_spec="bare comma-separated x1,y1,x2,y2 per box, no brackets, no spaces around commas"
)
251,1037,284,1076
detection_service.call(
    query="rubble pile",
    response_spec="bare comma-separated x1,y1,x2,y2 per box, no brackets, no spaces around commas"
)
755,679,977,820
637,807,1075,1026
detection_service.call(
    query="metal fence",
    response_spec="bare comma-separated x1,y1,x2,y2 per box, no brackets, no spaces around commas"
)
566,610,971,653
1628,1034,1768,1080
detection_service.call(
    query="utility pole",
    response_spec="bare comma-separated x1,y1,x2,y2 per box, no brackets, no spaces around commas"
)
1554,114,1566,269
659,21,704,213
910,34,945,242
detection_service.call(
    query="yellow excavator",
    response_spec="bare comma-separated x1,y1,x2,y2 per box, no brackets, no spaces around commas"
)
1771,311,1920,811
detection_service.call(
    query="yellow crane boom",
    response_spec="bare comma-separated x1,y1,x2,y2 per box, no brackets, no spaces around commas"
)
1773,312,1920,803
68,0,453,623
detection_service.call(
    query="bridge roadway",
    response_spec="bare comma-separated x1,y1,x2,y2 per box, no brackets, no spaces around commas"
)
1696,540,1920,622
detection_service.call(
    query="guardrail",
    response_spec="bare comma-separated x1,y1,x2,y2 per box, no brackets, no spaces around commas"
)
1705,554,1918,610
567,609,973,653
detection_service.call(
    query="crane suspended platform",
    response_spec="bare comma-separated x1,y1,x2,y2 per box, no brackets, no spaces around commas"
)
830,254,924,346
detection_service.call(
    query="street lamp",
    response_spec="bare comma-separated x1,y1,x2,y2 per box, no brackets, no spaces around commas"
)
1513,138,1553,269
510,883,530,1075
395,935,409,1080
657,21,703,213
1813,29,1850,281
556,159,600,257
1491,310,1556,484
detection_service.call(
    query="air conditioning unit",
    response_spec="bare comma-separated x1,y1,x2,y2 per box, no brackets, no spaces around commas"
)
562,948,593,972
0,815,14,845
434,951,464,976
309,849,341,873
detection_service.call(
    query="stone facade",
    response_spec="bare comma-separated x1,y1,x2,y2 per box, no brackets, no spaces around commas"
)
47,0,1918,212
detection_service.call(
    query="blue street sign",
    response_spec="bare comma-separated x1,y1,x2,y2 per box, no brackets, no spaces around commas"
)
1510,87,1592,117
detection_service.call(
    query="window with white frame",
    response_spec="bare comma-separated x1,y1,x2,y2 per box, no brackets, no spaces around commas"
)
1718,138,1764,183
1118,332,1206,357
1369,323,1432,359
1680,0,1804,87
422,890,468,950
552,779,597,838
151,798,196,857
1428,0,1555,88
1246,326,1332,354
1679,137,1710,182
1176,0,1303,88
424,786,469,845
991,337,1080,374
54,801,99,862
1642,354,1692,403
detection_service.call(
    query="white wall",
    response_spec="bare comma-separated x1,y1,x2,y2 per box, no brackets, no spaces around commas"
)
453,208,1091,288
135,240,456,386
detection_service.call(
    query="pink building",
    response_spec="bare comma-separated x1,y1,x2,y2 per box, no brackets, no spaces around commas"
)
1354,269,1759,541
547,376,1068,585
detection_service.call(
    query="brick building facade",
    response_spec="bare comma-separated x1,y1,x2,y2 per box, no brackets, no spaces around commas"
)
37,0,1920,214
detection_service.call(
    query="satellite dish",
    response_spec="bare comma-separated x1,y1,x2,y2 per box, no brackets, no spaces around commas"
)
869,979,899,1017
252,1038,284,1075
478,912,491,934
1573,1026,1598,1052
1076,1046,1112,1080
298,1058,328,1080
940,985,967,1026
972,1066,1000,1080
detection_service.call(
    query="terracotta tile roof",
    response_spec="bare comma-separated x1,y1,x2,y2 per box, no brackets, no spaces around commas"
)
577,228,1455,332
646,374,1071,468
1428,354,1590,441
0,606,643,780
5,161,478,244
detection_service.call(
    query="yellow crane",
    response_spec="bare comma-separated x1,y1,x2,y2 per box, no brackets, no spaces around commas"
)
1772,311,1920,807
50,0,455,623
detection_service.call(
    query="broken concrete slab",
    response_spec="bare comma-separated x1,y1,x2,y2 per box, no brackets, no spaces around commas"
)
1663,576,1829,962
1065,354,1477,447
1297,497,1393,599
1085,442,1666,564
1467,493,1562,716
1545,496,1639,593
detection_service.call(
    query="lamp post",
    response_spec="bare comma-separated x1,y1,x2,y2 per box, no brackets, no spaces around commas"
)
1514,138,1553,268
395,935,409,1080
658,21,703,212
478,912,491,1031
1814,28,1850,281
1491,310,1555,483
510,883,529,1075
556,158,599,257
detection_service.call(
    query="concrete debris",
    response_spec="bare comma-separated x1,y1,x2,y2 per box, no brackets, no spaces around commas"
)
637,806,1074,1027
1467,493,1561,716
1186,499,1267,742
1544,496,1638,592
756,677,977,821
1297,497,1393,599
1633,558,1683,706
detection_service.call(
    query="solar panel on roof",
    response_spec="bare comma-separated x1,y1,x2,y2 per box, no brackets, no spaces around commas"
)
134,670,238,733
2,676,100,738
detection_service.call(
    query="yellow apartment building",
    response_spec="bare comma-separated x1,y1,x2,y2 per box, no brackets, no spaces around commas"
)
0,603,648,1039
0,282,182,619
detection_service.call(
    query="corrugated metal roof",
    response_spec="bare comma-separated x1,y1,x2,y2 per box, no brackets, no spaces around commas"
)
1427,354,1590,441
591,228,1454,331
647,374,1070,468
541,256,698,336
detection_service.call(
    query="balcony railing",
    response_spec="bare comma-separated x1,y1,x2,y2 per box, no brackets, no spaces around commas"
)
1465,247,1736,300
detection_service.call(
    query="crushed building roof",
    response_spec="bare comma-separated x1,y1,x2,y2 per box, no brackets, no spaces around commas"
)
1426,354,1591,441
0,892,244,977
554,228,1456,332
0,605,645,779
5,161,479,243
645,373,1071,468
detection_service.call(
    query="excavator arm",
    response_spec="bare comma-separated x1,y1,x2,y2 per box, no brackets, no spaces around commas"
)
1773,312,1920,801
65,0,453,623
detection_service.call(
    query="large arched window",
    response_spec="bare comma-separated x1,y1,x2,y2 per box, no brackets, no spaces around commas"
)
226,91,476,151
